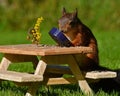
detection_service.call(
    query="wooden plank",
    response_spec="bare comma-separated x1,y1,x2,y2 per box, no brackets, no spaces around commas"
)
0,44,93,56
41,54,83,65
26,60,47,96
78,80,93,96
25,60,46,96
85,71,117,79
67,55,93,95
3,54,38,63
0,71,43,82
0,57,11,71
34,60,47,75
45,77,77,85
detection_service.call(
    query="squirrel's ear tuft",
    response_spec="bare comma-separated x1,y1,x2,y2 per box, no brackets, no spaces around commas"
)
73,8,78,18
62,7,66,16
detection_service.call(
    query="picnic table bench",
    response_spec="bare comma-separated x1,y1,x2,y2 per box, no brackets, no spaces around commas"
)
0,44,117,96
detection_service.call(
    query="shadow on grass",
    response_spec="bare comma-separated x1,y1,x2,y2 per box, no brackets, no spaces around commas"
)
90,70,120,95
37,84,82,96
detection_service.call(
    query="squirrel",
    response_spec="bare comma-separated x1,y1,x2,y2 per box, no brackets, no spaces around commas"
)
58,8,103,71
57,7,120,89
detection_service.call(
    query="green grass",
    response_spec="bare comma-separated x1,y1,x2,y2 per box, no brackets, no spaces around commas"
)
0,30,120,96
94,31,120,70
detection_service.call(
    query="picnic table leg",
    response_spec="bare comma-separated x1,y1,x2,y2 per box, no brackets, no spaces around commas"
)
25,82,40,96
67,55,93,96
0,54,44,96
40,55,93,95
0,56,11,71
25,59,47,96
0,55,11,82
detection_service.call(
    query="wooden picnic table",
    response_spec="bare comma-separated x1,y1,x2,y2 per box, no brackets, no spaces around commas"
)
0,44,117,96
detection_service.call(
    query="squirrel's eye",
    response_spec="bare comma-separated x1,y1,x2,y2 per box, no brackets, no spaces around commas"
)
70,21,74,25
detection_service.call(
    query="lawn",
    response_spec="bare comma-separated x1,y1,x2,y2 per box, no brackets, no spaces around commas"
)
0,30,120,96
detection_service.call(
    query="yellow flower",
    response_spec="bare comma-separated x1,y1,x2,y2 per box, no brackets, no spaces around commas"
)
36,32,40,35
31,29,35,33
38,17,44,21
33,33,36,36
35,23,39,27
36,37,40,40
34,26,38,30
27,16,44,45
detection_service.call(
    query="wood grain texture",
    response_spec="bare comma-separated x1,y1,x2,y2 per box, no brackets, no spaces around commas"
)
46,77,77,85
0,71,43,82
85,71,117,79
0,44,93,56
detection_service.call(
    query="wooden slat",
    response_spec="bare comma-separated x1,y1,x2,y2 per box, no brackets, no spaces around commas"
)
45,77,77,85
0,71,43,82
85,71,117,79
0,57,11,71
0,44,93,56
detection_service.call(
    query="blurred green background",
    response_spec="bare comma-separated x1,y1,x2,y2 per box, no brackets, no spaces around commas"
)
0,1,120,95
0,0,120,32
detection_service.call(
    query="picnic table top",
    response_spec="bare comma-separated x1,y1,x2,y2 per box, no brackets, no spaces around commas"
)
0,44,93,56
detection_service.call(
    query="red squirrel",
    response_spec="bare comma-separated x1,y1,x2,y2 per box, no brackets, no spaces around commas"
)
58,8,100,71
57,8,120,87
